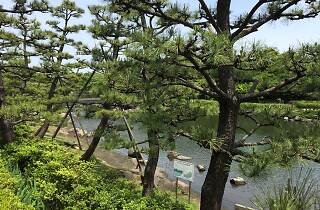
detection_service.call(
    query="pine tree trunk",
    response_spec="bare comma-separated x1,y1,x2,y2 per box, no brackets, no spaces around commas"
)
0,118,15,145
200,101,238,210
80,116,109,161
0,67,15,145
34,119,50,138
200,65,239,210
142,129,159,196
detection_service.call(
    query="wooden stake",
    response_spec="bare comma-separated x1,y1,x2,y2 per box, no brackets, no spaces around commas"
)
73,112,90,146
188,181,191,204
67,104,82,150
175,178,178,202
52,69,97,139
69,112,82,150
123,116,146,174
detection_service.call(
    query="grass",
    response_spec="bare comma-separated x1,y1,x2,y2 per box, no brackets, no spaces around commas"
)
253,168,320,210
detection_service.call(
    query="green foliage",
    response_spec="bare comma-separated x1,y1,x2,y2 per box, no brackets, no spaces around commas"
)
0,138,192,210
238,135,320,177
14,124,33,139
254,169,319,210
238,151,273,177
7,163,45,210
0,157,35,210
292,100,320,109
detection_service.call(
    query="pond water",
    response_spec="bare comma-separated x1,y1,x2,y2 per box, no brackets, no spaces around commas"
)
75,116,320,210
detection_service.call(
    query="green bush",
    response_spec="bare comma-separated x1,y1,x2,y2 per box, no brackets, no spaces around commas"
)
1,138,191,210
292,101,320,109
14,124,34,140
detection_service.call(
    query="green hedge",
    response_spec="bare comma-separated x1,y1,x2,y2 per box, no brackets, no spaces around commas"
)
292,101,320,109
1,139,192,210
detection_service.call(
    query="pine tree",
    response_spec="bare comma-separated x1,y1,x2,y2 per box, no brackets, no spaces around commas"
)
0,0,49,145
34,0,85,138
109,1,320,209
80,4,135,161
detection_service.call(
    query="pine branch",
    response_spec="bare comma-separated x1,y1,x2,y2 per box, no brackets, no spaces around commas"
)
231,0,320,40
235,137,272,148
0,8,47,14
239,71,306,101
115,1,197,30
162,81,218,99
231,0,273,40
198,0,219,32
180,49,228,100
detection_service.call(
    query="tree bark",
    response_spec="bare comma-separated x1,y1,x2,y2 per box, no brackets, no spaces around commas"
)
142,129,160,196
201,65,239,210
34,119,50,138
0,118,15,145
0,67,15,145
80,115,109,161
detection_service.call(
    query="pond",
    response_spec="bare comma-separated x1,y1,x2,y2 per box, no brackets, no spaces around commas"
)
75,116,320,209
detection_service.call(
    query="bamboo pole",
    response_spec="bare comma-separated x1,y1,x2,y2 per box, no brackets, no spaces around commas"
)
123,116,146,174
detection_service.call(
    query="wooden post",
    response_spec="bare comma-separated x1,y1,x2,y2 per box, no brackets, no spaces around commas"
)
69,111,82,150
73,112,90,146
123,116,146,173
52,69,97,139
175,177,178,202
188,180,191,204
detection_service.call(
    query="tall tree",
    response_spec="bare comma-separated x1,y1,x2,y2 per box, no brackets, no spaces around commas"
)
35,0,85,138
0,0,49,145
110,1,320,209
80,5,134,161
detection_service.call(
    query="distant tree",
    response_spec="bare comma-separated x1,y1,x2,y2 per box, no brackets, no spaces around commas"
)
110,1,320,209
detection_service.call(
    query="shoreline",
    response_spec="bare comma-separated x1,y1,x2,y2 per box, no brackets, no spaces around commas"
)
50,127,201,208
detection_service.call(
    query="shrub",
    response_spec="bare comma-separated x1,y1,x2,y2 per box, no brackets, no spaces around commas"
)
292,101,320,109
1,138,191,210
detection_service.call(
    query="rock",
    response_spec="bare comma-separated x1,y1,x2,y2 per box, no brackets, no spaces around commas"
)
283,116,289,121
294,116,301,121
128,149,142,159
59,129,69,136
234,204,255,210
176,155,192,161
197,164,206,172
67,128,74,134
178,180,189,193
230,177,246,186
60,112,66,117
167,151,178,160
167,151,192,161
